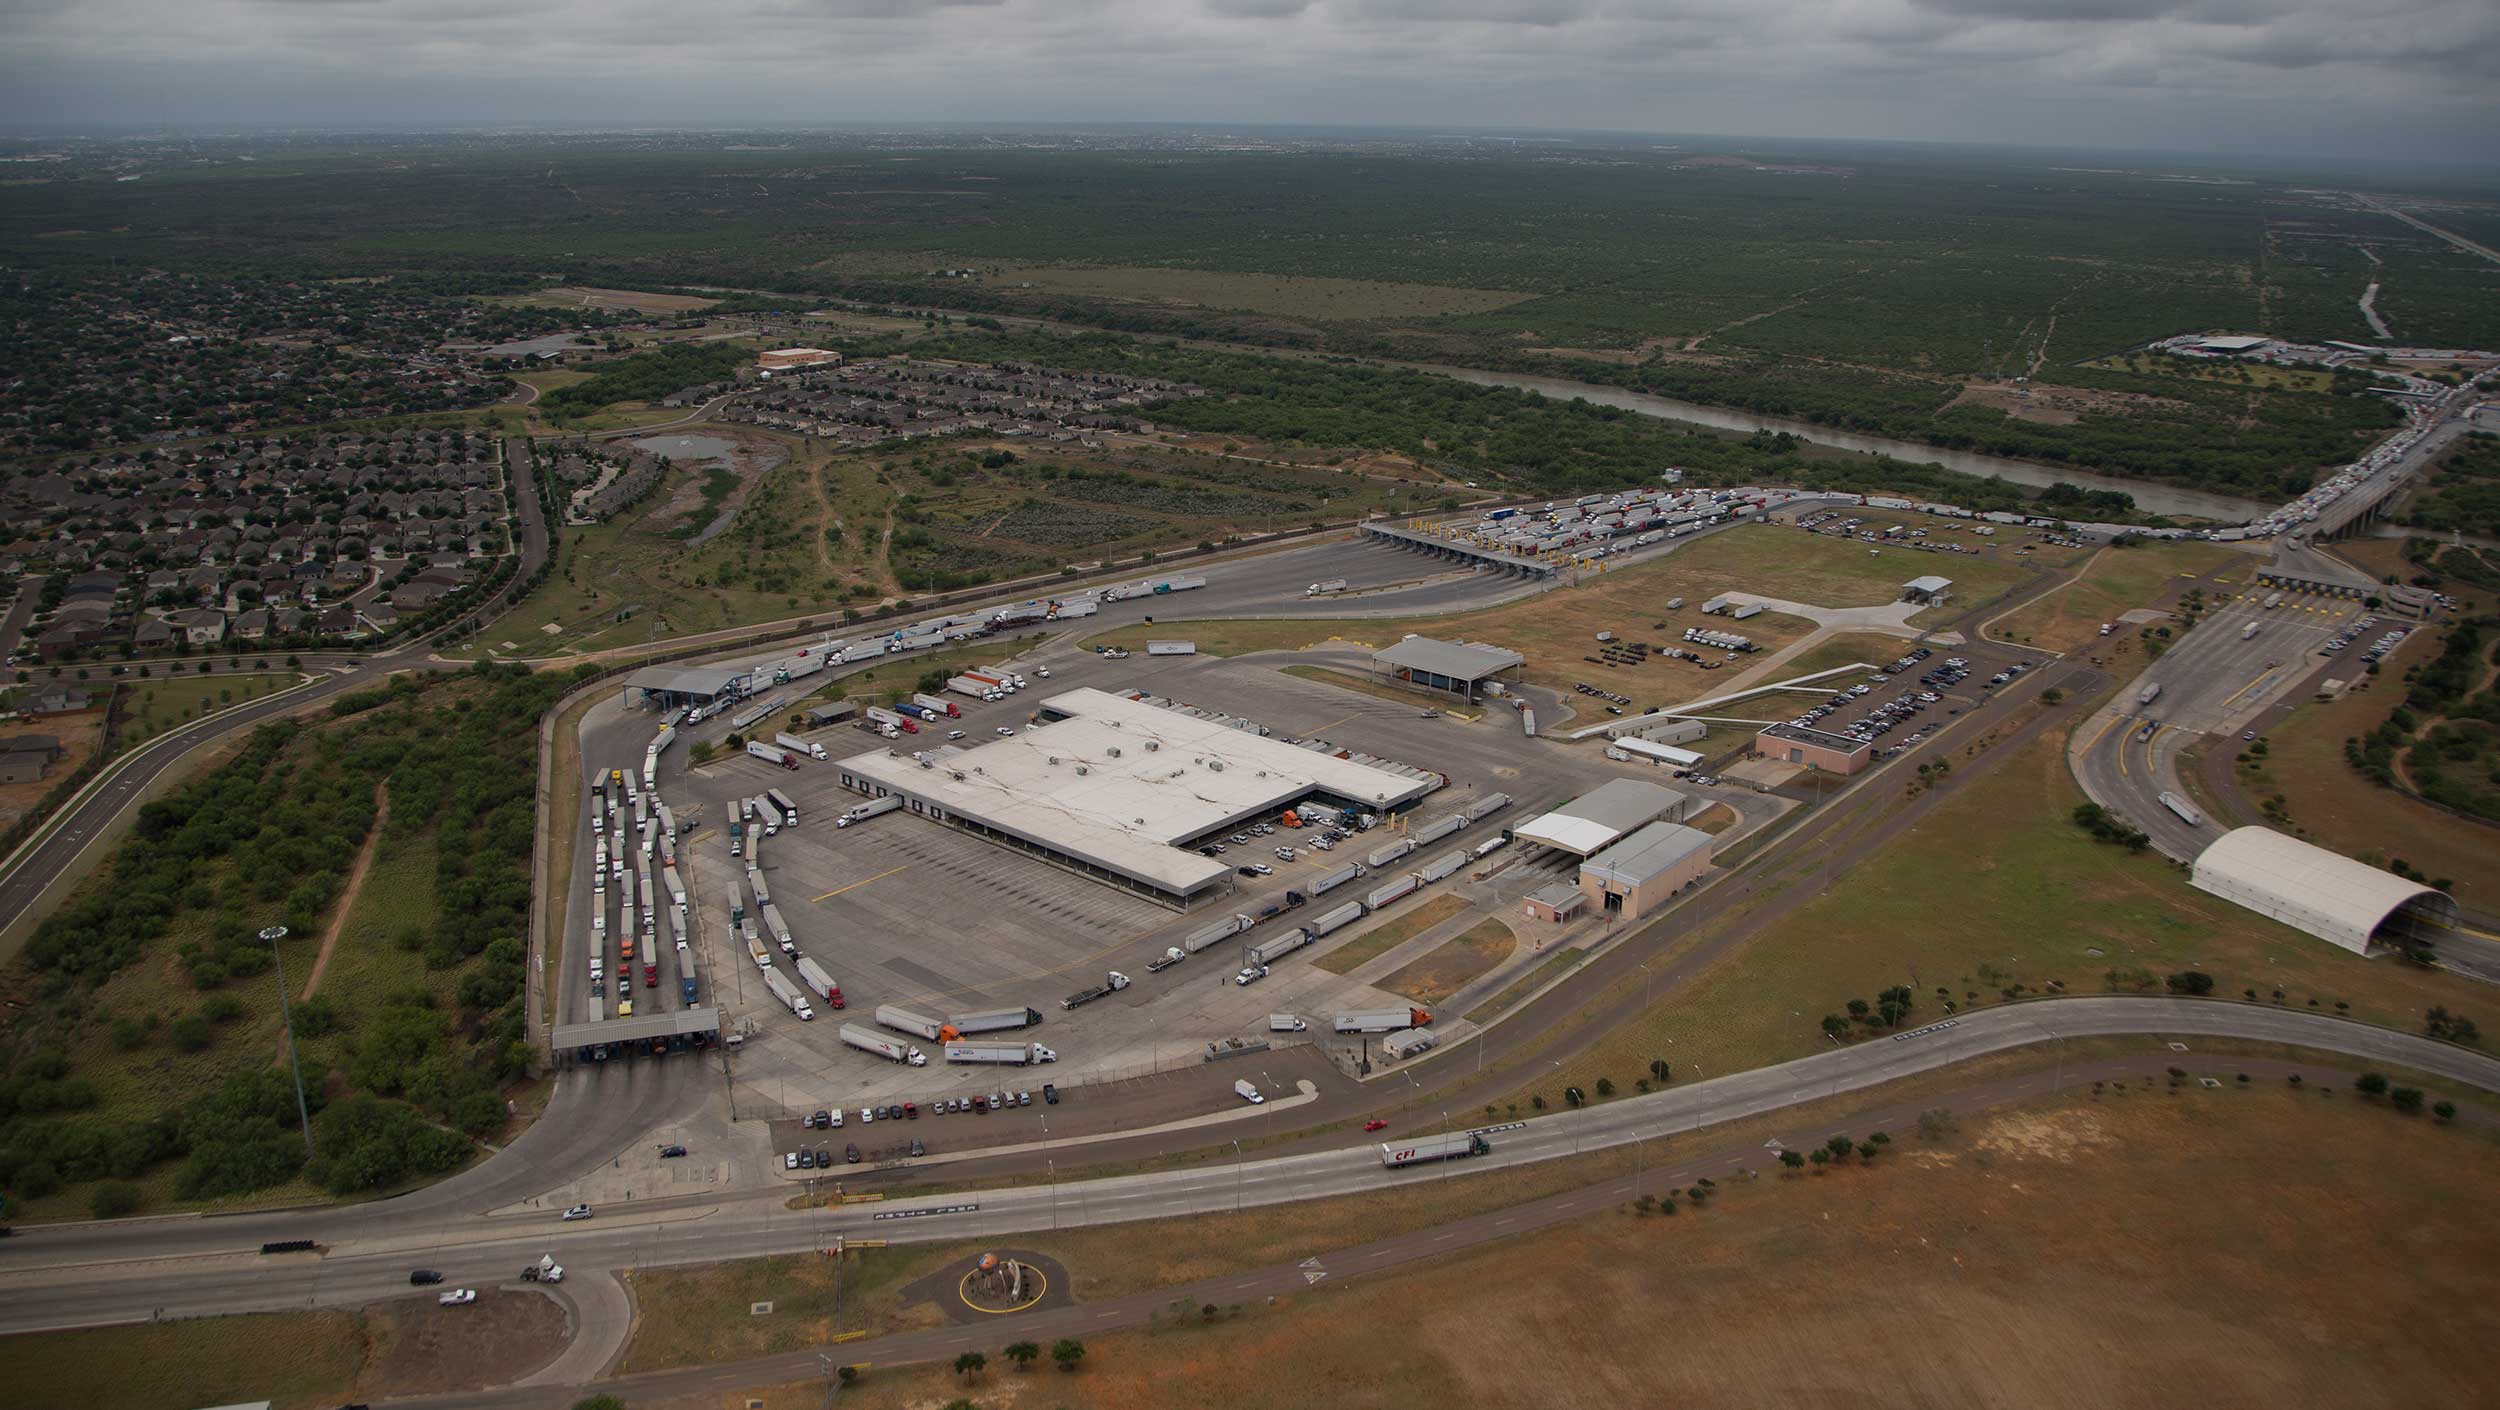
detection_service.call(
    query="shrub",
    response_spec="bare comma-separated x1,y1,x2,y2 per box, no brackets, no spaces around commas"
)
90,1182,142,1218
170,1014,215,1052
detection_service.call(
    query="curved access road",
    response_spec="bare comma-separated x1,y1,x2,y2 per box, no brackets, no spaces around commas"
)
0,997,2487,1342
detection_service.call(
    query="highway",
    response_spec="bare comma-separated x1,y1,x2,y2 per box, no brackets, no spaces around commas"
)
0,997,2489,1343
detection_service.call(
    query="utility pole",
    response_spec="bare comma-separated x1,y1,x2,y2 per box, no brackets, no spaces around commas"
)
262,926,315,1157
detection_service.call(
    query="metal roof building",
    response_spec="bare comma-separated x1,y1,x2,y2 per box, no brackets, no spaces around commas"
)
624,665,750,710
837,687,1437,908
1513,778,1690,857
1370,635,1525,702
550,1008,722,1063
2190,826,2458,955
1900,574,1953,604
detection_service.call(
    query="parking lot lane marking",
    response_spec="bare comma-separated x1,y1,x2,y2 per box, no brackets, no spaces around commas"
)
813,865,911,904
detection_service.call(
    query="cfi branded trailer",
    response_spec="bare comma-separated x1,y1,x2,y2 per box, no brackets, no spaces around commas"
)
944,1042,1059,1066
772,732,827,762
910,692,962,719
836,795,902,829
762,967,815,1022
1379,1133,1491,1169
745,741,799,770
1334,1007,1431,1034
875,1005,950,1042
840,1024,928,1066
794,956,847,1008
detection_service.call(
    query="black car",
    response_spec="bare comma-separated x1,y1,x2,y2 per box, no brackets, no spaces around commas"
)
908,1137,926,1157
815,1146,831,1168
409,1269,444,1286
658,1144,687,1158
1042,1083,1058,1105
795,1148,814,1169
885,1104,904,1121
845,1144,862,1164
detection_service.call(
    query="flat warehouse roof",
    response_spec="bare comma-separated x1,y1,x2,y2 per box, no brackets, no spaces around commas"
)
843,687,1433,895
1372,636,1526,681
551,1009,721,1050
1903,575,1953,593
1583,821,1712,887
625,665,747,698
1514,778,1687,856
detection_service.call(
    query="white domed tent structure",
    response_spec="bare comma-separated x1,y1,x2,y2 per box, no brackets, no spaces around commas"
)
2190,826,2457,955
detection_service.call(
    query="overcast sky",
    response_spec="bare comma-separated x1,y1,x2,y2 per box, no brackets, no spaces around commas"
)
4,0,2494,165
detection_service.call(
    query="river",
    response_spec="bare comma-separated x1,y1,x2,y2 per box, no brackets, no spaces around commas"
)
1412,364,2282,524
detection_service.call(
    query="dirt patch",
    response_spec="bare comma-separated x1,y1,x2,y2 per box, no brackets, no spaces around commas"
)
524,286,720,314
1970,1107,2119,1162
299,782,387,1001
0,709,104,830
1947,382,2083,425
355,1288,568,1398
1382,917,1517,1006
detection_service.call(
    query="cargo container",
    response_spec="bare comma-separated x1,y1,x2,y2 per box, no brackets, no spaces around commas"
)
1146,640,1197,656
1249,927,1313,964
910,693,962,719
794,956,846,1007
1366,838,1416,869
1334,1007,1431,1034
1308,903,1365,938
745,741,799,769
840,1024,928,1066
1309,862,1365,897
875,1005,949,1042
762,968,815,1022
950,1006,1044,1034
1410,814,1465,846
1182,913,1254,953
773,732,827,761
1463,792,1512,822
1366,874,1419,910
765,787,798,826
1383,1028,1439,1060
1062,971,1132,1008
836,795,901,828
944,1041,1057,1066
1378,1133,1490,1168
761,902,797,955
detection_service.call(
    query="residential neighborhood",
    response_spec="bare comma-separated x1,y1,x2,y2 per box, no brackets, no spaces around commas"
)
721,356,1202,445
2,428,516,660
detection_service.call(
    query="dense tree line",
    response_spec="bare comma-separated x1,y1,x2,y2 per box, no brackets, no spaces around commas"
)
0,662,590,1212
541,342,753,415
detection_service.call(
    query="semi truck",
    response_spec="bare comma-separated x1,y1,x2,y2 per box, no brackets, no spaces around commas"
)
656,802,675,843
1248,928,1312,964
773,732,827,761
1463,792,1512,823
951,1006,1044,1034
1378,1133,1491,1169
760,902,797,955
1055,975,1135,1010
728,818,744,858
1307,902,1365,938
1366,838,1416,868
948,674,1005,702
1334,1007,1431,1034
678,946,699,1005
894,702,933,721
1181,913,1254,954
1365,875,1419,911
840,1024,928,1067
944,1042,1058,1066
766,787,798,826
1309,862,1365,897
745,741,799,769
747,865,770,908
756,798,784,835
2159,791,2207,828
762,967,815,1022
836,796,901,829
1306,578,1348,596
875,1005,951,1042
864,706,918,735
794,956,847,1008
910,693,962,719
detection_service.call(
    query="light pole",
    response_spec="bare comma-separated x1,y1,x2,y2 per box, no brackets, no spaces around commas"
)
261,926,314,1157
1048,1156,1059,1230
1230,1139,1244,1214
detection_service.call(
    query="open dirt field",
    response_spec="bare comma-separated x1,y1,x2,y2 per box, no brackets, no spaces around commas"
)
509,285,721,314
718,1083,2500,1410
996,266,1535,321
0,708,103,830
1382,916,1517,1004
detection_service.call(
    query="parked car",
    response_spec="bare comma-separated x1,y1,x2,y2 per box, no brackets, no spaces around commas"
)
1016,1090,1032,1107
658,1144,688,1158
904,1101,919,1119
784,1151,800,1171
1042,1083,1058,1104
908,1137,926,1157
845,1144,862,1164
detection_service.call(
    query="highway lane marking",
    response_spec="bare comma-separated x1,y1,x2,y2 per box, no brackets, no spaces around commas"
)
814,865,909,904
2137,722,2166,777
2220,669,2276,708
2077,711,2124,762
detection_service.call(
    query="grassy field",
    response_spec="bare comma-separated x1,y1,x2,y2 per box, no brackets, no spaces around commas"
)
1989,539,2248,652
995,266,1535,321
5,1309,369,1410
1382,917,1518,1005
1513,725,2496,1111
117,671,298,744
1466,945,1587,1024
2239,626,2500,910
619,1242,964,1372
1091,523,2045,703
1314,894,1471,975
796,1082,2500,1410
2090,352,2340,394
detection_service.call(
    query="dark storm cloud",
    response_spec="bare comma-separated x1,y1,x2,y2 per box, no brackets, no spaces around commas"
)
1,0,2492,164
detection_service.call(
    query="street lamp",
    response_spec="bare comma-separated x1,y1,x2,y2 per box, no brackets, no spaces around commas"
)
261,926,314,1157
1230,1138,1244,1214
